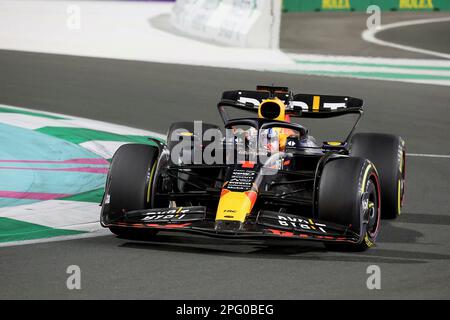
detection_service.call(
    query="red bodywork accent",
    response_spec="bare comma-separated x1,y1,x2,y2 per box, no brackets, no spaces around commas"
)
267,229,354,242
146,223,191,229
240,161,255,169
244,191,258,206
268,229,294,237
112,222,192,229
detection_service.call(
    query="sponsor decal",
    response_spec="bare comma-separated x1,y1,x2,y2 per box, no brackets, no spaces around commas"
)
323,102,346,110
226,168,256,191
277,215,327,233
322,0,351,10
140,208,190,221
238,97,260,106
399,0,433,9
290,100,309,112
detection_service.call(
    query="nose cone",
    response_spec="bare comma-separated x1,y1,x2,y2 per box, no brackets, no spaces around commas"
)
215,190,257,223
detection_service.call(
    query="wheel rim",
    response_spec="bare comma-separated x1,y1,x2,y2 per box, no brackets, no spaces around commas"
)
398,150,406,215
364,177,380,238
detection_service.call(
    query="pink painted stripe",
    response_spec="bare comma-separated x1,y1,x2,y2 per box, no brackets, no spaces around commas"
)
0,158,109,165
0,166,108,174
0,191,71,200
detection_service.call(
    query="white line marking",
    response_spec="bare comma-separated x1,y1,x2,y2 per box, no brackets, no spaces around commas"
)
284,63,450,76
281,68,450,87
288,53,450,67
362,17,450,60
407,153,450,159
0,229,111,248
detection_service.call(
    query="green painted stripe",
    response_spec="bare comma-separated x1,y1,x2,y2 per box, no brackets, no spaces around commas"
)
293,59,450,71
284,69,450,81
0,217,85,243
36,127,160,145
59,187,105,203
0,106,66,119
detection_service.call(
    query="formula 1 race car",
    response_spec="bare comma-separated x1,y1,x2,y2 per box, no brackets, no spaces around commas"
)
100,85,405,251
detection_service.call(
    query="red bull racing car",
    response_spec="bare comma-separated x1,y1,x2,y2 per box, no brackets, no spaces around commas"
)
100,86,406,251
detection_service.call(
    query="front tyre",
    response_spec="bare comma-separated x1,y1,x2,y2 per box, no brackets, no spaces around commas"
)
318,157,381,251
101,144,161,238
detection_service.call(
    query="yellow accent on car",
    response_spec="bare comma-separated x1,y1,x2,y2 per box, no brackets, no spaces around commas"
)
326,141,342,146
364,234,375,248
146,161,157,203
313,96,320,112
308,219,316,230
179,132,193,136
258,98,286,121
399,151,404,173
216,191,254,222
361,164,372,192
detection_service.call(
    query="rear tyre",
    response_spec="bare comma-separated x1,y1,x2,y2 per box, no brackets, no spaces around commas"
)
350,133,405,219
101,144,160,238
318,157,381,251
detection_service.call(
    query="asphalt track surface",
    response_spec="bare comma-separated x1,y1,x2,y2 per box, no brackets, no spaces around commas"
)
281,11,450,58
377,20,450,55
0,48,449,299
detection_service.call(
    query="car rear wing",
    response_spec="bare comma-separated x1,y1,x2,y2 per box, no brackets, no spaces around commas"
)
221,89,364,118
291,94,363,118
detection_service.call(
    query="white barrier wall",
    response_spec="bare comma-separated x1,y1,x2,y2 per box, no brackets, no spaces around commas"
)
170,0,281,49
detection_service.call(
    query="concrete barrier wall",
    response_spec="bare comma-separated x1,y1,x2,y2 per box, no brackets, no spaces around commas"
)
171,0,282,49
283,0,450,12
